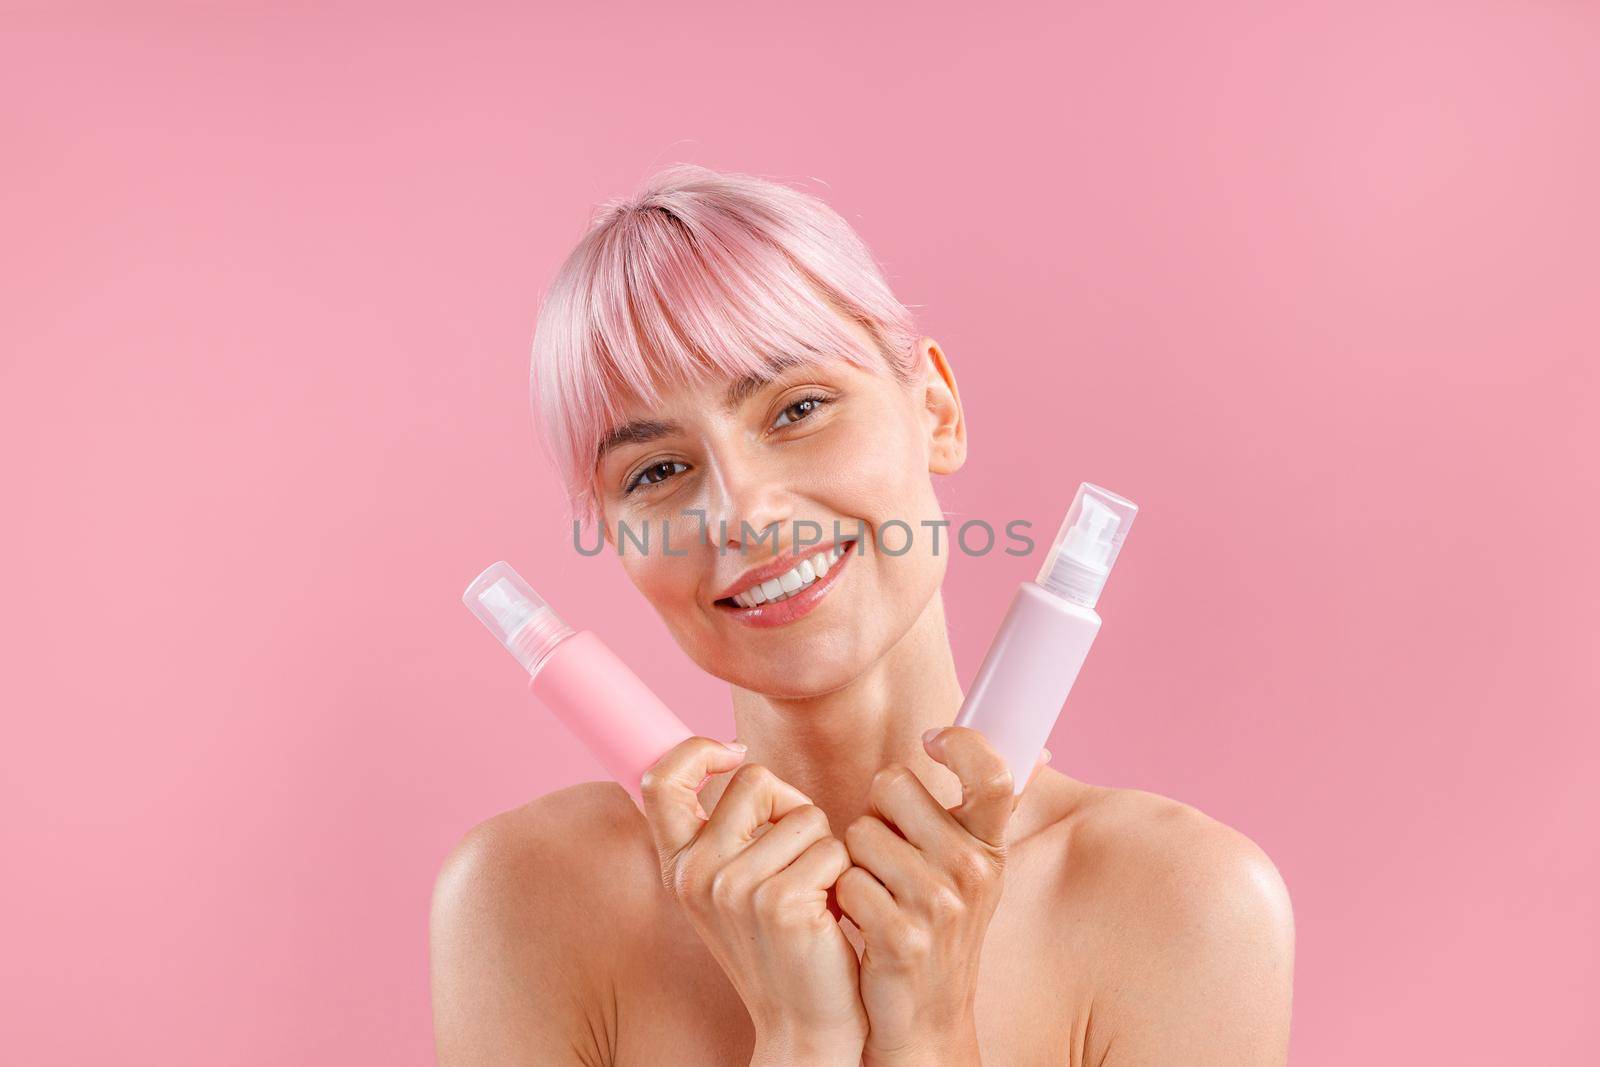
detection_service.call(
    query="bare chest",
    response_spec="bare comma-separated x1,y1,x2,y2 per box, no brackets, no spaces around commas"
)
606,860,1094,1067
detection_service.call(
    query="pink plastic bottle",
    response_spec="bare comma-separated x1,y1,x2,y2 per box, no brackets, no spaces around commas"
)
954,483,1138,794
462,561,694,807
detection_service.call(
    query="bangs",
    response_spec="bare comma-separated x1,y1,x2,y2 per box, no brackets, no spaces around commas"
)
531,165,922,527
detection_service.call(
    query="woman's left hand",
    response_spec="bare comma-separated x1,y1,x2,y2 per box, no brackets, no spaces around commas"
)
835,727,1049,1066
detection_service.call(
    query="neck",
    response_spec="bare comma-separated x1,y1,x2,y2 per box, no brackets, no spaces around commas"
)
700,592,968,834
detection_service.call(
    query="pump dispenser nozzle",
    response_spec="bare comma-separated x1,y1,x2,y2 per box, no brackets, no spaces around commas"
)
1036,483,1139,608
462,561,576,677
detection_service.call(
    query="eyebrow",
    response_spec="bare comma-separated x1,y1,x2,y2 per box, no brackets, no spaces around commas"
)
596,417,681,462
721,371,775,412
594,370,789,463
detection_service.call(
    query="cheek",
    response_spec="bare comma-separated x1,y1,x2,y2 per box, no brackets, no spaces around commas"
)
820,410,929,514
619,553,696,619
846,417,950,576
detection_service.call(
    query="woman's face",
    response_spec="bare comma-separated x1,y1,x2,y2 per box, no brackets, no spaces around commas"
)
594,324,966,699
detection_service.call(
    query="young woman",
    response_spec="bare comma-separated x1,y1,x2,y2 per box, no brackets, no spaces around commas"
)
430,165,1294,1066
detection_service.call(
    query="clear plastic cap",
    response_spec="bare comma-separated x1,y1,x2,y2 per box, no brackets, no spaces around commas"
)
1036,483,1139,608
462,561,575,677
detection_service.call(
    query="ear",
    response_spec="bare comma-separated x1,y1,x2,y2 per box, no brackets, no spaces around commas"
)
918,337,967,475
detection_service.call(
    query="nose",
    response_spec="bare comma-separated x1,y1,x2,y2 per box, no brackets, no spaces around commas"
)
701,448,794,556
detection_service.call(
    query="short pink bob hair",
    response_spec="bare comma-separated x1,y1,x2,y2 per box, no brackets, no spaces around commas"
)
530,164,925,528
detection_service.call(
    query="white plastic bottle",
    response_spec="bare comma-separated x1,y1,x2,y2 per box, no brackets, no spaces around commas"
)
954,483,1138,793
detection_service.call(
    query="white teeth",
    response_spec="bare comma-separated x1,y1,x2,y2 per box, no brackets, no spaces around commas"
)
728,541,853,608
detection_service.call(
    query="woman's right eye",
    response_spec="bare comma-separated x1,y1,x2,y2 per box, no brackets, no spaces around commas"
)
625,459,688,494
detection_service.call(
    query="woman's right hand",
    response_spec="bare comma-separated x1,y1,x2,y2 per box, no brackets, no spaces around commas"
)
640,737,867,1062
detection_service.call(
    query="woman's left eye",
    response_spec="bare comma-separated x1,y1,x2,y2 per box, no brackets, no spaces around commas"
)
772,393,831,429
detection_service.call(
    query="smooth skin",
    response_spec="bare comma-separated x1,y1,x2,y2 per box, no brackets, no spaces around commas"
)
431,322,1295,1065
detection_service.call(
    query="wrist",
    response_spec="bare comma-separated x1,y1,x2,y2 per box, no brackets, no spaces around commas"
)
863,1019,982,1067
751,1028,865,1066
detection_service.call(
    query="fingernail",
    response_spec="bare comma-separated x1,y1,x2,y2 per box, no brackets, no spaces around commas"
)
1043,749,1053,763
724,740,748,753
922,728,941,746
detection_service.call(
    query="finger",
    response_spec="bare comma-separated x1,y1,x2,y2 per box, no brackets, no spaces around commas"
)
639,736,749,858
1025,747,1052,789
770,834,853,896
843,813,926,903
866,763,965,854
717,803,833,884
1012,748,1052,813
835,864,896,935
701,762,813,856
922,726,1016,848
778,835,855,925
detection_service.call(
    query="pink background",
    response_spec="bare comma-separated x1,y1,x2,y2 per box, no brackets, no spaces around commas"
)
4,3,1596,1063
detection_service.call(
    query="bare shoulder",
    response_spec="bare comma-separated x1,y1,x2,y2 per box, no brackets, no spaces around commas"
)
436,780,650,894
1047,778,1295,1064
1063,782,1293,938
432,780,660,946
429,781,658,1064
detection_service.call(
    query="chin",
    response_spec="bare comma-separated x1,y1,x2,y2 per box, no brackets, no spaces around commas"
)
680,582,932,698
696,642,867,699
733,661,859,700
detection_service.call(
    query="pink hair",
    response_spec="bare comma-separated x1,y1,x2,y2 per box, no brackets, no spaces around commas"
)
529,164,923,527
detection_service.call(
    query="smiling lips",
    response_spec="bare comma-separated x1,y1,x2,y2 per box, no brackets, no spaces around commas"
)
714,539,857,627
723,540,851,607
